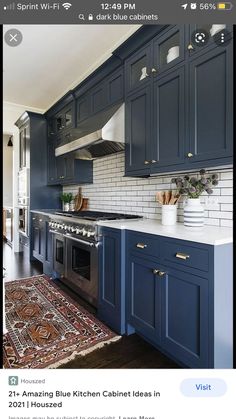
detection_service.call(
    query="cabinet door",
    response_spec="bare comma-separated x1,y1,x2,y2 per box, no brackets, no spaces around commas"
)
32,220,44,262
188,45,233,164
125,43,152,94
77,94,91,123
125,85,152,175
47,141,57,184
161,267,209,368
107,67,124,106
90,82,108,114
151,66,185,170
43,220,53,276
56,157,66,181
127,254,161,343
153,25,185,75
98,228,125,334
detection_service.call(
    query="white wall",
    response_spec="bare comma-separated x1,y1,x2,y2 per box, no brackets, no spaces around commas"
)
3,101,43,134
64,152,233,228
3,135,13,207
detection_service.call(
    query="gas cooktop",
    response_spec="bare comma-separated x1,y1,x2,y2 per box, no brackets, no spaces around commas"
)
54,210,142,221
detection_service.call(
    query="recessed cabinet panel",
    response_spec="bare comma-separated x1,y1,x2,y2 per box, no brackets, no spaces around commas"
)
127,255,161,342
152,67,185,169
153,26,185,75
108,69,123,105
161,268,209,368
125,85,152,174
125,44,152,94
77,95,91,123
189,46,233,162
91,83,108,114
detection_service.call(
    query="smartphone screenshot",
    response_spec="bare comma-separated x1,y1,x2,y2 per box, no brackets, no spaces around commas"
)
1,1,234,418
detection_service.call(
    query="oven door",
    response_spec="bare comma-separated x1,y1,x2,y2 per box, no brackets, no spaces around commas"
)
52,232,65,277
65,236,98,307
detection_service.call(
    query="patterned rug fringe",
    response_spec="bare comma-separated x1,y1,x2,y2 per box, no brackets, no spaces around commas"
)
49,335,121,369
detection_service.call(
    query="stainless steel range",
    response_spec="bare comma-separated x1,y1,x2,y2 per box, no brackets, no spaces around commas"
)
49,211,142,307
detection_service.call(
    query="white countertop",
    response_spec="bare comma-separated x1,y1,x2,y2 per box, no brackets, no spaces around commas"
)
97,219,233,246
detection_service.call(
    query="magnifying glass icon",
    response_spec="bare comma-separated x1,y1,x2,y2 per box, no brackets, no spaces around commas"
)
78,14,85,20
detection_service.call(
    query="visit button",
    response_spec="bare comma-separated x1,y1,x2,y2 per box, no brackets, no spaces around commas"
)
180,378,227,397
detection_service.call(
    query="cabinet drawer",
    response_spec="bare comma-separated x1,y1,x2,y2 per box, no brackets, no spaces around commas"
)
161,240,209,273
127,231,160,258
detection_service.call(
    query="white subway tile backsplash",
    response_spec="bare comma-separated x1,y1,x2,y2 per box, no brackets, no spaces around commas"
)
64,152,233,228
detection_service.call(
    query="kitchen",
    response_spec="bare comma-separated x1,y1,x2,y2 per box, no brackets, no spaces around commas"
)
3,24,233,369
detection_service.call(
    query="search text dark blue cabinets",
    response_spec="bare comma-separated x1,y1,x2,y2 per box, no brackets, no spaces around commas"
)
97,227,126,335
188,45,233,166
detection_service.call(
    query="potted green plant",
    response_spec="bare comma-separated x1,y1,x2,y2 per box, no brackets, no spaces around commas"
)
171,169,219,227
60,192,73,212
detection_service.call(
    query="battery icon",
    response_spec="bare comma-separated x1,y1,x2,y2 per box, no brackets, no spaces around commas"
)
217,2,233,10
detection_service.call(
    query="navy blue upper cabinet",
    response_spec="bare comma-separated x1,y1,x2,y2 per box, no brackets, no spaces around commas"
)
125,43,152,95
152,25,185,76
188,45,233,165
76,66,123,126
125,85,152,176
124,25,233,176
151,66,185,170
48,101,76,139
161,267,209,368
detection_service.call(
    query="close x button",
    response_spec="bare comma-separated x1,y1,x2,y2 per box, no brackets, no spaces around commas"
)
4,29,23,47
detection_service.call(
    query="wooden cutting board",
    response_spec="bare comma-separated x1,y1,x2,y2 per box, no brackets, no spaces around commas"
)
74,187,83,211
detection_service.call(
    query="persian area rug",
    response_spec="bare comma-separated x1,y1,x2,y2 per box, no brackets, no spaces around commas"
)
3,275,120,369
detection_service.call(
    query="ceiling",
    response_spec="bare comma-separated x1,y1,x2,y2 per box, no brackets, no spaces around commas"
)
3,25,140,112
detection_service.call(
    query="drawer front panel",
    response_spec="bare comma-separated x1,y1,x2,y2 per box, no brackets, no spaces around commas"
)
161,239,209,273
127,231,160,259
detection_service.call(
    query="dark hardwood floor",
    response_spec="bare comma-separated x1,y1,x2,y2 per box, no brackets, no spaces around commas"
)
3,241,180,369
3,242,43,282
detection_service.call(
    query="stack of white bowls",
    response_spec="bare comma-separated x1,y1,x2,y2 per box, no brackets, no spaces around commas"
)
210,24,226,37
166,46,180,64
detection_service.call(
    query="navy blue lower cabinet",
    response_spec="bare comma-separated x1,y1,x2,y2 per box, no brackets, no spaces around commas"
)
43,219,53,276
97,227,126,335
126,255,161,344
161,267,209,368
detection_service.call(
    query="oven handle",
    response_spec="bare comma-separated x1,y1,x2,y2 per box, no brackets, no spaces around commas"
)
63,233,96,248
49,229,64,237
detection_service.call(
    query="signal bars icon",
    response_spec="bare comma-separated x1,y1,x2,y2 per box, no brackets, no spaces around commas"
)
3,2,15,10
62,2,72,10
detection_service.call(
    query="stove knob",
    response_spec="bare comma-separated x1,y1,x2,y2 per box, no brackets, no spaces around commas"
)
82,228,87,236
87,231,91,238
75,228,80,235
71,227,76,233
90,231,95,237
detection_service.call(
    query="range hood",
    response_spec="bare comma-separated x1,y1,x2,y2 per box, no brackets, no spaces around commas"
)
55,103,125,160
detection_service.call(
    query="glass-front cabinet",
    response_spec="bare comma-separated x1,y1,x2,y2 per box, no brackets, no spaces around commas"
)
153,26,185,75
125,43,152,94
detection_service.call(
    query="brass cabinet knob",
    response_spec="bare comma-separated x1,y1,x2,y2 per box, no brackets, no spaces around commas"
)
187,152,194,158
151,160,157,163
187,43,194,51
158,271,166,277
136,243,147,249
39,219,42,222
153,269,160,275
32,217,36,220
151,68,157,73
144,160,150,165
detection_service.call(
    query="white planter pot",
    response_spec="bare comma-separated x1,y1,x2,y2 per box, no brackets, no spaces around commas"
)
184,198,204,227
161,205,177,226
63,203,70,212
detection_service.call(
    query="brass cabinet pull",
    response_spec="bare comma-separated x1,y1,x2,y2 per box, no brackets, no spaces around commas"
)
144,160,150,165
187,43,194,51
151,160,157,163
136,243,147,249
158,271,166,277
151,68,157,73
39,219,42,222
32,217,36,220
153,269,159,275
187,152,194,158
175,252,190,260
